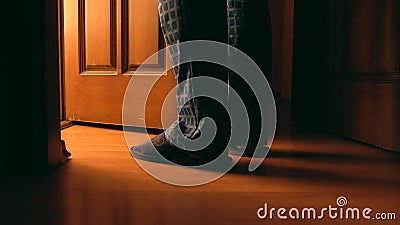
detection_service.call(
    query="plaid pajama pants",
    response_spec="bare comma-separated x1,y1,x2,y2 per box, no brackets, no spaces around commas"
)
158,0,271,147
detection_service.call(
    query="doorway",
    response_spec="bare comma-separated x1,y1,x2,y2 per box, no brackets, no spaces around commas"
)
59,0,177,129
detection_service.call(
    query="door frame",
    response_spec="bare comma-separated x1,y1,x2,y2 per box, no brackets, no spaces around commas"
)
2,0,65,174
59,0,66,121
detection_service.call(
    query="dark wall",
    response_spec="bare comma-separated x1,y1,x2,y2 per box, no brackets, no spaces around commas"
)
0,0,62,175
292,0,400,151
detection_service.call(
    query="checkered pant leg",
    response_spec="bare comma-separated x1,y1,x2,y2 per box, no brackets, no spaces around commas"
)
157,0,247,145
227,0,245,90
157,0,199,142
226,0,247,147
227,0,245,48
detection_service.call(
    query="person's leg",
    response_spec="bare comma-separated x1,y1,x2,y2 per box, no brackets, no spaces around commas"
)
164,0,228,144
157,0,198,141
131,0,230,165
178,0,230,157
227,0,272,156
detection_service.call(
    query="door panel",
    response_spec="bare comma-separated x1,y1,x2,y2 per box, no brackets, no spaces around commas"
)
64,0,177,128
85,0,115,68
128,0,161,67
292,0,400,151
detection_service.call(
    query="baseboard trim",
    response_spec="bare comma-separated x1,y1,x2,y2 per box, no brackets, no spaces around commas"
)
69,121,163,135
60,120,74,130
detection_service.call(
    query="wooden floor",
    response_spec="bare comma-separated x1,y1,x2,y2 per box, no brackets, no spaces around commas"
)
1,115,399,225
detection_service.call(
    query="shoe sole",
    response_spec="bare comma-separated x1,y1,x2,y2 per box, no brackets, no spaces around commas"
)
130,147,233,168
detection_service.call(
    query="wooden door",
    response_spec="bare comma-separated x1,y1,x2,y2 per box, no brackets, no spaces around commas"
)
292,0,400,152
63,0,177,128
